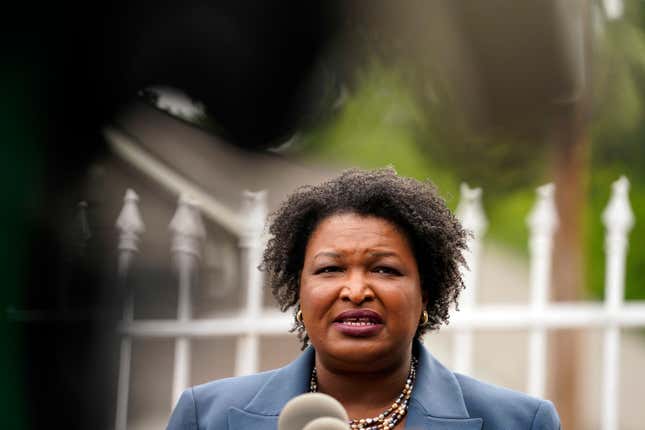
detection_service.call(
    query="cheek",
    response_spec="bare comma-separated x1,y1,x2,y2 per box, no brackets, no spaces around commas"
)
384,286,423,327
298,279,337,317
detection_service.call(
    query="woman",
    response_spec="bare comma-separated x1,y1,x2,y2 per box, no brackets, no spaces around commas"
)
167,168,560,430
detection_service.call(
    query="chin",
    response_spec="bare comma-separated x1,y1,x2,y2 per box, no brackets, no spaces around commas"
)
320,337,398,366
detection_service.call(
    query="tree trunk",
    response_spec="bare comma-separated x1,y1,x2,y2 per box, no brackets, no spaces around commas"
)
548,104,588,430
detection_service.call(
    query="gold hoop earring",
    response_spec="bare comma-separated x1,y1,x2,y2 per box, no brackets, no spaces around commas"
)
296,309,304,325
420,310,429,327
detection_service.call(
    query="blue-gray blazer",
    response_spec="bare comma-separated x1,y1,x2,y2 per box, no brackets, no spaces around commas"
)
167,340,560,430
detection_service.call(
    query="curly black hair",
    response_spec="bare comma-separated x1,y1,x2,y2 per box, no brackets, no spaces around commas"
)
261,167,469,348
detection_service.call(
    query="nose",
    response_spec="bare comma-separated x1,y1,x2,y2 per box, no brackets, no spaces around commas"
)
339,271,375,304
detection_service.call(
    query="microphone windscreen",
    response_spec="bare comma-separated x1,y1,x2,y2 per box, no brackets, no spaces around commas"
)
278,393,349,430
302,417,350,430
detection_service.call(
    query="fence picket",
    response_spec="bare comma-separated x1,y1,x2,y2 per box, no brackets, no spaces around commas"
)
169,194,206,407
526,183,558,397
115,189,145,430
234,191,267,376
453,183,487,375
601,176,635,430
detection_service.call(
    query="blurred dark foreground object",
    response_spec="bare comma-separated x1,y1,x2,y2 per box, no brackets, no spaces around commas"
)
5,2,340,429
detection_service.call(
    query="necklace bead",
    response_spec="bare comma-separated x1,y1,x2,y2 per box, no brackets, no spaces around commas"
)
309,357,418,430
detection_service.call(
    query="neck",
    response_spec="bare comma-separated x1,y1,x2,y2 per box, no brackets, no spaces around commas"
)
313,348,413,420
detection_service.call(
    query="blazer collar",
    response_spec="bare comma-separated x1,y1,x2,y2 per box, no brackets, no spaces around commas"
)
227,340,482,429
227,348,314,429
405,340,482,429
244,346,315,416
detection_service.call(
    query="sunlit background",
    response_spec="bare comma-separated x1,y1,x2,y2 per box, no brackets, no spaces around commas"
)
2,1,645,429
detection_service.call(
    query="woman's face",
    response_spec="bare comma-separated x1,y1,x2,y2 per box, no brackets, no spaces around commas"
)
299,212,425,369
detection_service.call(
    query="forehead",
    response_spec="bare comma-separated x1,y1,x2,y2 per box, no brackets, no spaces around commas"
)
305,213,412,254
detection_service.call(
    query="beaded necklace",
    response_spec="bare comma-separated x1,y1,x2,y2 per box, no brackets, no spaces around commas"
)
308,356,418,430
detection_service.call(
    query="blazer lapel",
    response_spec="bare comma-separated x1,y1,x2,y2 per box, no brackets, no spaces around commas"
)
226,347,315,430
404,340,483,430
227,407,278,429
406,411,483,430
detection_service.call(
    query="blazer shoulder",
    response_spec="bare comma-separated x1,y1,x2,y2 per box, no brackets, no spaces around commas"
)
454,373,560,429
167,370,278,430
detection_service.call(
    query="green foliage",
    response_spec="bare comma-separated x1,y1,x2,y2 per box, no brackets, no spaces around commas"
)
486,190,536,258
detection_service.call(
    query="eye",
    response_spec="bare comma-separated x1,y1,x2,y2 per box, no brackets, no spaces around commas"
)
314,266,343,275
373,266,402,276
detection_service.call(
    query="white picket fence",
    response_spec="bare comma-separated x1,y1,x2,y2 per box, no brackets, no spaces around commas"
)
113,169,641,430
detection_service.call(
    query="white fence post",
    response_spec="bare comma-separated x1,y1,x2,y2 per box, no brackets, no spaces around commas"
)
526,183,558,398
169,194,206,407
234,191,267,376
115,189,145,430
601,176,634,430
453,183,487,375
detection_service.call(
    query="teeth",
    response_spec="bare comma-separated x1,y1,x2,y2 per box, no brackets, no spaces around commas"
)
341,320,376,326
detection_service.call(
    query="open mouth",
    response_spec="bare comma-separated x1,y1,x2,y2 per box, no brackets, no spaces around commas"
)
333,310,384,337
333,309,384,326
336,318,378,326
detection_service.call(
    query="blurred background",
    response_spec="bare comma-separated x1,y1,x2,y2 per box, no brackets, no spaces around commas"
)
2,0,645,429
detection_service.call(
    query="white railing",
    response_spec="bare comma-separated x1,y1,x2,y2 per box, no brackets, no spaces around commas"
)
113,175,639,430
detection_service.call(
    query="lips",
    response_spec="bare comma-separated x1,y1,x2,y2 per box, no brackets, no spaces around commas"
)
333,309,384,337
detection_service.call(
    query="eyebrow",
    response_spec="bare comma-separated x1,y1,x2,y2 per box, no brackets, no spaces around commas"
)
369,251,398,258
313,251,341,260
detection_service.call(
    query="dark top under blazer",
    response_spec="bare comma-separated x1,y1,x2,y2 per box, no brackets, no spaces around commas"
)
167,339,560,430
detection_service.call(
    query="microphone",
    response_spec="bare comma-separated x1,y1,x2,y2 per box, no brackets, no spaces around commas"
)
303,417,350,430
278,393,350,430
